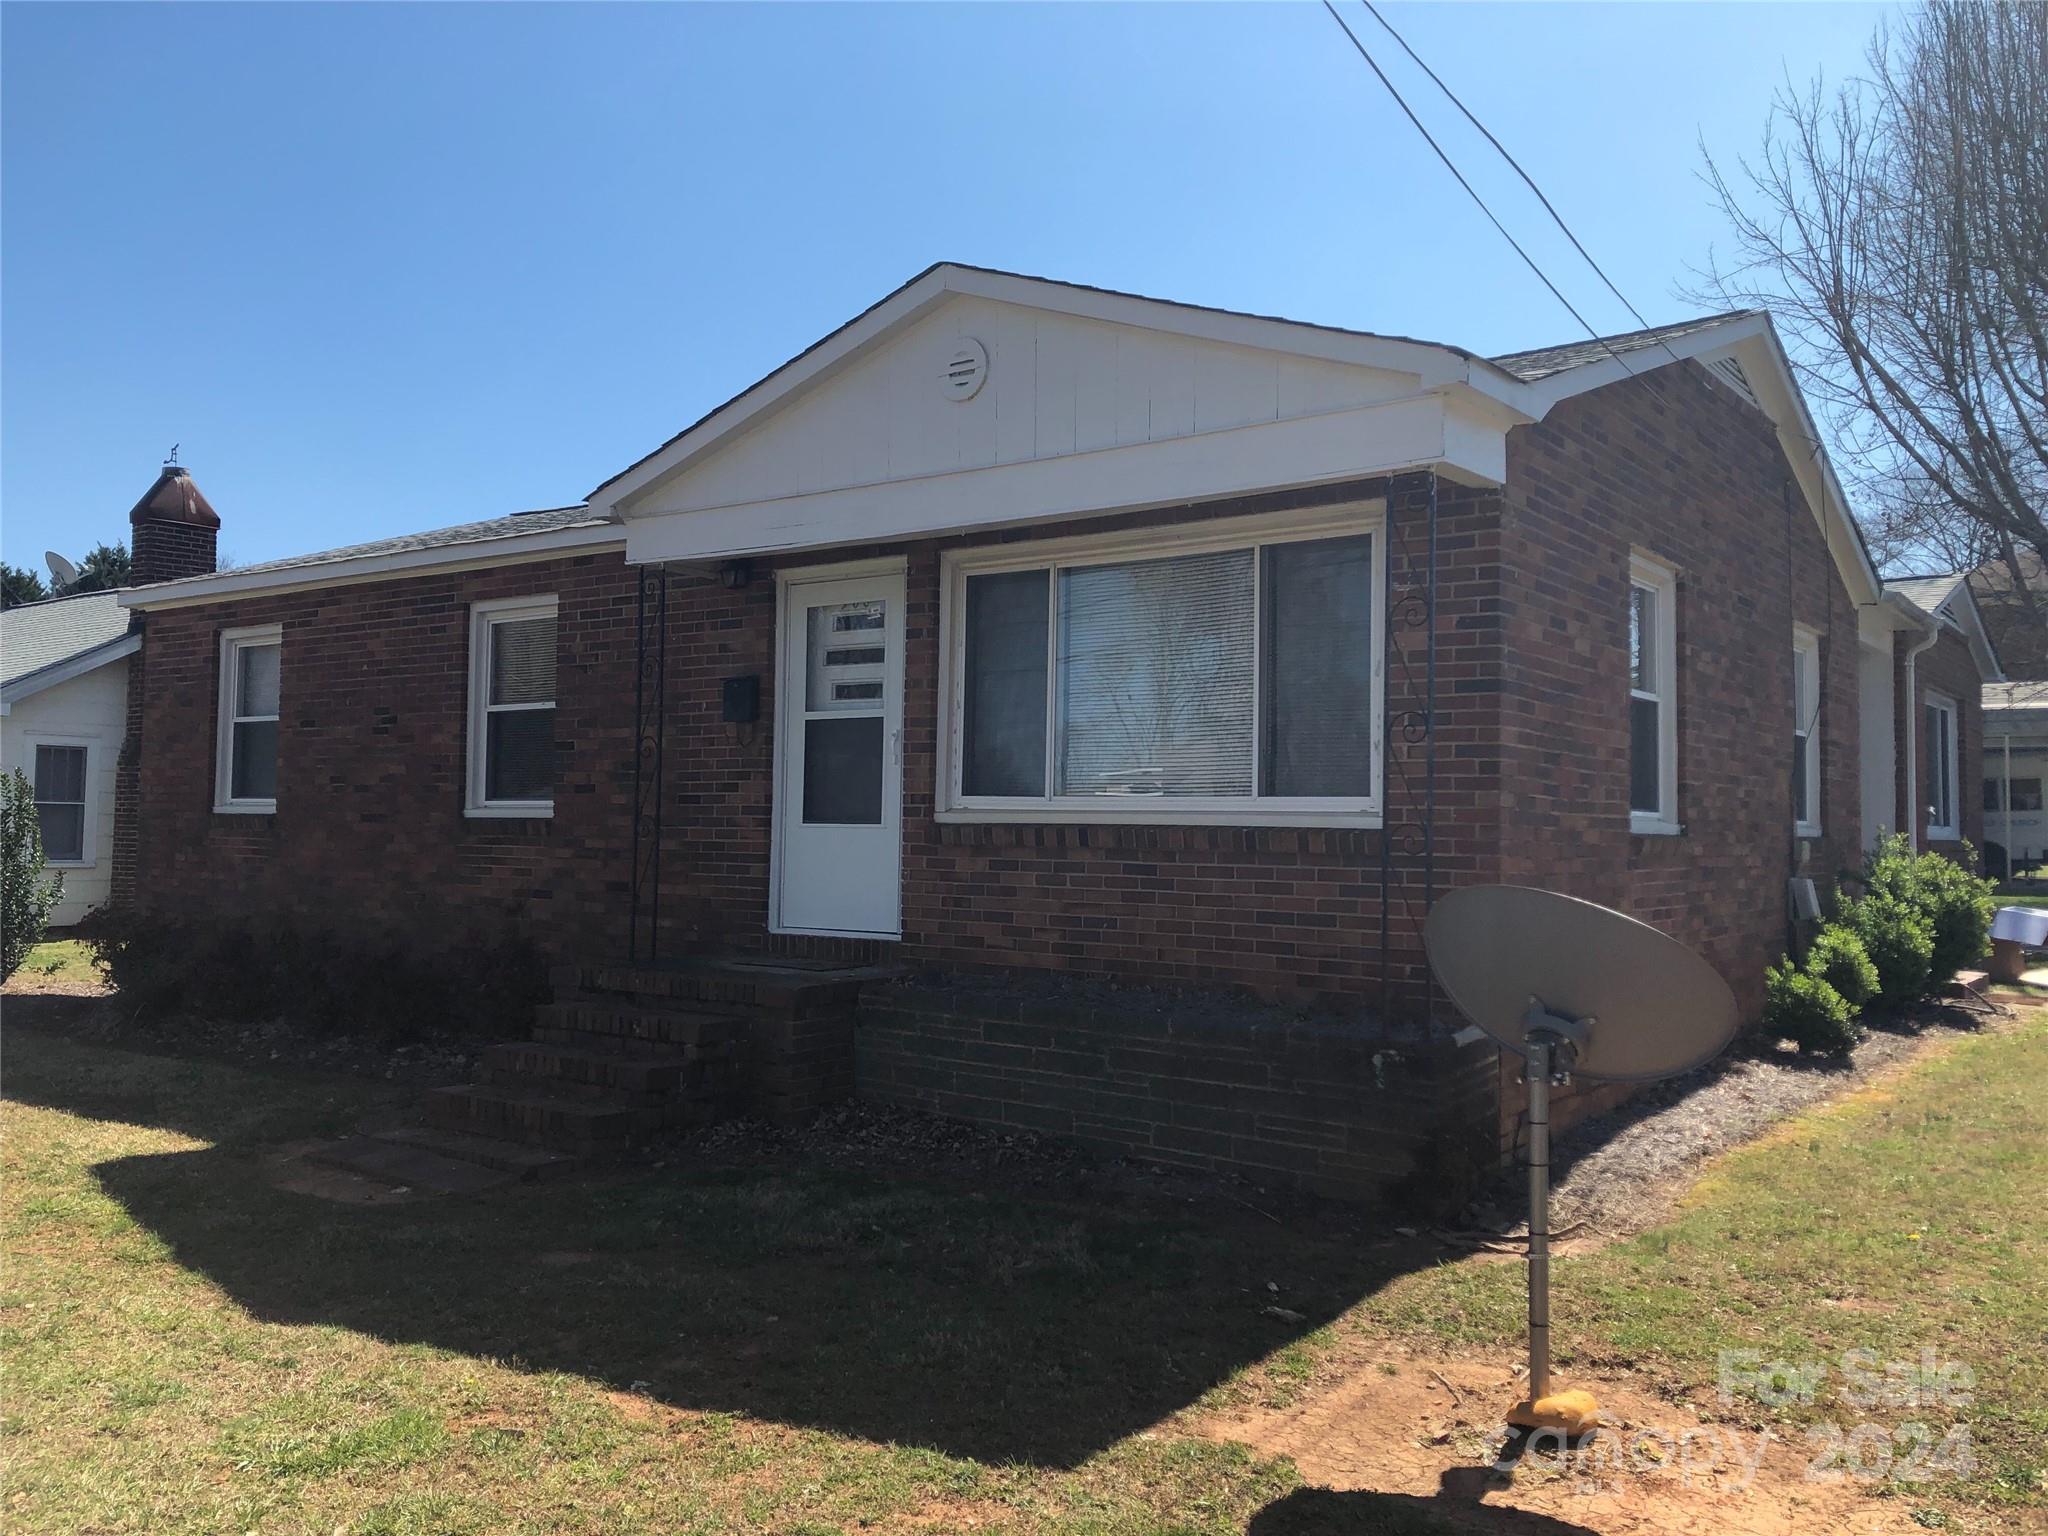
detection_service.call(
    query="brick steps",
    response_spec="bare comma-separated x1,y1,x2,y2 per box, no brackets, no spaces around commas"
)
480,1038,727,1103
424,1082,656,1152
393,955,874,1162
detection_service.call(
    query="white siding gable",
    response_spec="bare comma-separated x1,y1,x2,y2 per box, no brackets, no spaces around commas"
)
639,296,1421,518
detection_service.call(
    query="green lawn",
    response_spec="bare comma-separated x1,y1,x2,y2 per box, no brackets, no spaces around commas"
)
7,938,99,990
3,1012,2044,1533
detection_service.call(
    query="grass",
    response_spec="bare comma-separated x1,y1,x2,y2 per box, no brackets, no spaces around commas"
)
6,939,98,990
4,1012,2045,1532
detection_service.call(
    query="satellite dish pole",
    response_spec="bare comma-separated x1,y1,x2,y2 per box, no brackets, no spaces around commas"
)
1426,885,1739,1440
1518,996,1592,1417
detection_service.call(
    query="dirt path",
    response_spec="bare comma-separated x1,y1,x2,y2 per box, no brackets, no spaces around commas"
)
1200,1343,1950,1535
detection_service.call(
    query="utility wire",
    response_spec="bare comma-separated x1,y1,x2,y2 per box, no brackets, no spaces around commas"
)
1318,0,1675,407
1357,0,1663,342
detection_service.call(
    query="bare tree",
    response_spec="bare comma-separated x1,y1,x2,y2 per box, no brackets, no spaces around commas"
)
1694,1,2045,604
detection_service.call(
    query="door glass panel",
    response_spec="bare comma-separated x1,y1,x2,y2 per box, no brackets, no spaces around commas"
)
807,601,887,711
803,716,883,824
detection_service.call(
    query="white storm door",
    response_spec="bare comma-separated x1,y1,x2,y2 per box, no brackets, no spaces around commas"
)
773,567,905,937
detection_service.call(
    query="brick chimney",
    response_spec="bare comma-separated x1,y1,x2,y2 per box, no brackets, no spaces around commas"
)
127,464,219,585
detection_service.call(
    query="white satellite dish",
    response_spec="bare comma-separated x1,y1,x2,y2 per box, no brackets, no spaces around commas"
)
45,551,79,589
1425,885,1738,1435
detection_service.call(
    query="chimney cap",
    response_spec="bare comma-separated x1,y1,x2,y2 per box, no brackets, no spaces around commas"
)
127,463,220,531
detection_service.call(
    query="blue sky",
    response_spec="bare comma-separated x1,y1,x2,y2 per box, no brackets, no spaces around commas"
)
1,1,1896,573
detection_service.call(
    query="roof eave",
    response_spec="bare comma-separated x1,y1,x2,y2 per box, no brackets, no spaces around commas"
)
0,632,141,712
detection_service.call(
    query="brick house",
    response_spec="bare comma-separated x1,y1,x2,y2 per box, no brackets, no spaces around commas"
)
111,265,1999,1198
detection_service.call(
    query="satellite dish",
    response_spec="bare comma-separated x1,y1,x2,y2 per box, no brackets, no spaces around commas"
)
1424,886,1739,1436
45,551,79,589
1426,885,1737,1082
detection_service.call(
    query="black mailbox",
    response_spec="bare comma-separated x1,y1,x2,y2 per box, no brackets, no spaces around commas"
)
722,675,761,724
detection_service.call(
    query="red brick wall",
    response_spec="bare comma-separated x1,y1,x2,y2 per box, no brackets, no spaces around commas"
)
128,552,639,954
649,474,1506,1011
1494,361,1863,1031
126,365,1875,1037
1902,626,1985,861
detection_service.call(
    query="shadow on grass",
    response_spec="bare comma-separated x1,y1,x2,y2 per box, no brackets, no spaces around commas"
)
1248,1477,1596,1534
8,1025,1451,1472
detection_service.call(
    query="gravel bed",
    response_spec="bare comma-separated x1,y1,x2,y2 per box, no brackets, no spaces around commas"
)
1500,1003,1998,1237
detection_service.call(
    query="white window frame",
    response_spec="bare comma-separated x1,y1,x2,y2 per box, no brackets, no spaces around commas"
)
1792,627,1822,838
1925,690,1959,841
25,734,96,867
214,624,283,814
936,503,1386,828
466,595,559,819
1629,552,1680,835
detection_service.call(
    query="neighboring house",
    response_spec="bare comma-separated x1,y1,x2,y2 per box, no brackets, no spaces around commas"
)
1967,546,2048,683
1881,573,2001,861
1,588,139,925
109,265,2003,1198
1981,680,2048,875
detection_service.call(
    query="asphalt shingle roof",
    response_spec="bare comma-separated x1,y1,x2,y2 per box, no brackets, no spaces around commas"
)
1487,311,1760,382
146,504,613,588
1885,573,1969,621
1,589,133,690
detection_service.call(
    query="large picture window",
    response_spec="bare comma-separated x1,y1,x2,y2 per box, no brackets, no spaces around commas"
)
942,508,1382,824
215,625,282,813
467,597,558,816
1628,553,1680,834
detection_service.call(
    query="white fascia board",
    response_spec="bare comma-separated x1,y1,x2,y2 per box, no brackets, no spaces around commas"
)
1523,311,1885,610
1943,584,2006,682
0,633,140,711
120,522,625,612
625,393,1494,565
593,263,1533,517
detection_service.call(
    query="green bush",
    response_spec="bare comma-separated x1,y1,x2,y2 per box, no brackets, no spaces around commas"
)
1842,891,1936,1008
82,906,548,1042
1861,833,1996,987
1,768,62,983
1804,923,1879,1009
1763,958,1864,1057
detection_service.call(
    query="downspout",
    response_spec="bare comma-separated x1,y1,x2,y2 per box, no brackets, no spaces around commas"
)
2004,734,2014,876
1903,627,1940,851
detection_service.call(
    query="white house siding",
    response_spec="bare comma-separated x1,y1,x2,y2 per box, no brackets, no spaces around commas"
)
0,659,128,926
658,294,1415,516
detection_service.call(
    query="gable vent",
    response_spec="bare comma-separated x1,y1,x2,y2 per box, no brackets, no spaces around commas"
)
941,338,989,402
1704,354,1761,409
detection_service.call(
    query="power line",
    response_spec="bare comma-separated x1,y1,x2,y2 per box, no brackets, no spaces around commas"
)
1358,0,1662,341
1317,0,1672,403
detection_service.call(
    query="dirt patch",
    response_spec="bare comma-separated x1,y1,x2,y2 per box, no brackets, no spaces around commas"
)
1197,1345,1945,1535
261,1141,423,1205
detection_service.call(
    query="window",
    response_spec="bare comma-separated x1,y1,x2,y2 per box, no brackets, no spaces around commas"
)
1792,630,1821,836
467,596,557,816
1986,776,2044,813
1925,693,1959,840
215,626,282,813
1628,554,1680,833
942,508,1382,823
31,743,89,864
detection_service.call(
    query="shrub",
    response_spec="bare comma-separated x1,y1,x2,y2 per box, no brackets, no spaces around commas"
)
82,906,548,1042
1861,833,1996,986
1842,892,1936,1008
1764,958,1863,1056
1,768,62,982
1804,923,1879,1009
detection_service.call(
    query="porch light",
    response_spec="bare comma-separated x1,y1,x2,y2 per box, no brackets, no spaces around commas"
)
719,559,754,591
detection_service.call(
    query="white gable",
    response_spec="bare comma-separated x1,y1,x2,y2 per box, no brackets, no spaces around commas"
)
632,294,1424,519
